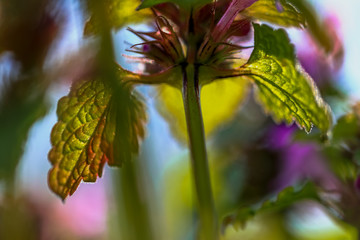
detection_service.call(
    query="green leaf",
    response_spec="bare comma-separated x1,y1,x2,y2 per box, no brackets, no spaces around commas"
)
242,0,306,28
137,0,212,10
222,182,319,230
242,24,332,133
48,78,146,200
84,0,152,35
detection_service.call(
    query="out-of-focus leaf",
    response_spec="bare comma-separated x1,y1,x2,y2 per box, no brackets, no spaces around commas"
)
242,24,331,133
0,0,60,70
242,0,335,53
242,0,305,28
324,105,360,182
156,77,249,143
84,0,152,35
286,0,334,53
333,113,359,143
323,146,358,182
0,76,48,182
222,182,319,230
137,0,212,10
48,77,146,200
0,198,39,240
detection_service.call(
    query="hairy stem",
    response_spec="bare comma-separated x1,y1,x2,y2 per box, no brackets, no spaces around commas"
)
182,64,219,240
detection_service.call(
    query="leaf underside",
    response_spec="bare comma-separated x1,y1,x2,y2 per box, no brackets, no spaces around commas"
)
48,78,146,200
243,24,332,133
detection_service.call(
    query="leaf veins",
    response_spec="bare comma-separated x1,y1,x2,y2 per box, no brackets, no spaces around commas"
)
242,24,332,133
48,78,146,200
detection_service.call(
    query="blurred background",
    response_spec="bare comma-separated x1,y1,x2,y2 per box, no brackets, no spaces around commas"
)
0,0,359,239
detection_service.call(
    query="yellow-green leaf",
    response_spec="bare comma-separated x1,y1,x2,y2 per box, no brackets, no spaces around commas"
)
242,24,331,132
156,77,249,143
48,78,146,200
242,0,306,28
84,0,152,35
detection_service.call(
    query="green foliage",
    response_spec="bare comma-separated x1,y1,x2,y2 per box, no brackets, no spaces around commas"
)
222,182,319,230
137,0,212,10
242,0,306,28
48,77,146,200
324,146,358,182
324,106,360,182
333,112,360,143
242,24,332,133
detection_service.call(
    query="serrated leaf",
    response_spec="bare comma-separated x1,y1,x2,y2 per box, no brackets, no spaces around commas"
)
137,0,212,10
242,0,305,28
222,182,319,230
156,76,249,143
48,78,146,200
84,0,152,35
242,24,331,133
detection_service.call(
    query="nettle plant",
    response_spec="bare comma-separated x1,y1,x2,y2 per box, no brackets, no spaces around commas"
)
48,0,333,239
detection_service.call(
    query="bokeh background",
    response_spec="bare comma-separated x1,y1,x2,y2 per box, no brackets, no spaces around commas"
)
0,0,359,239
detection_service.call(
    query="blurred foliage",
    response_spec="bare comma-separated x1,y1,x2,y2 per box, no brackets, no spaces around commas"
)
137,0,212,10
222,182,319,230
287,0,334,53
0,0,359,239
0,197,39,240
0,74,48,183
84,0,152,35
242,0,335,53
0,0,60,70
0,0,61,189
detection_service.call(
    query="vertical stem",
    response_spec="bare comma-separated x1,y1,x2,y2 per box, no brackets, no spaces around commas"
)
114,161,155,240
182,64,219,240
90,1,155,239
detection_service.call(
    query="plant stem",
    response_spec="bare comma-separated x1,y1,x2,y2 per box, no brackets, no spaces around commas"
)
114,161,155,240
182,63,219,240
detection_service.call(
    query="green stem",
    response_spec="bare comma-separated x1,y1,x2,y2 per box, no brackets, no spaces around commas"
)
182,64,219,240
90,2,155,239
114,162,155,240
